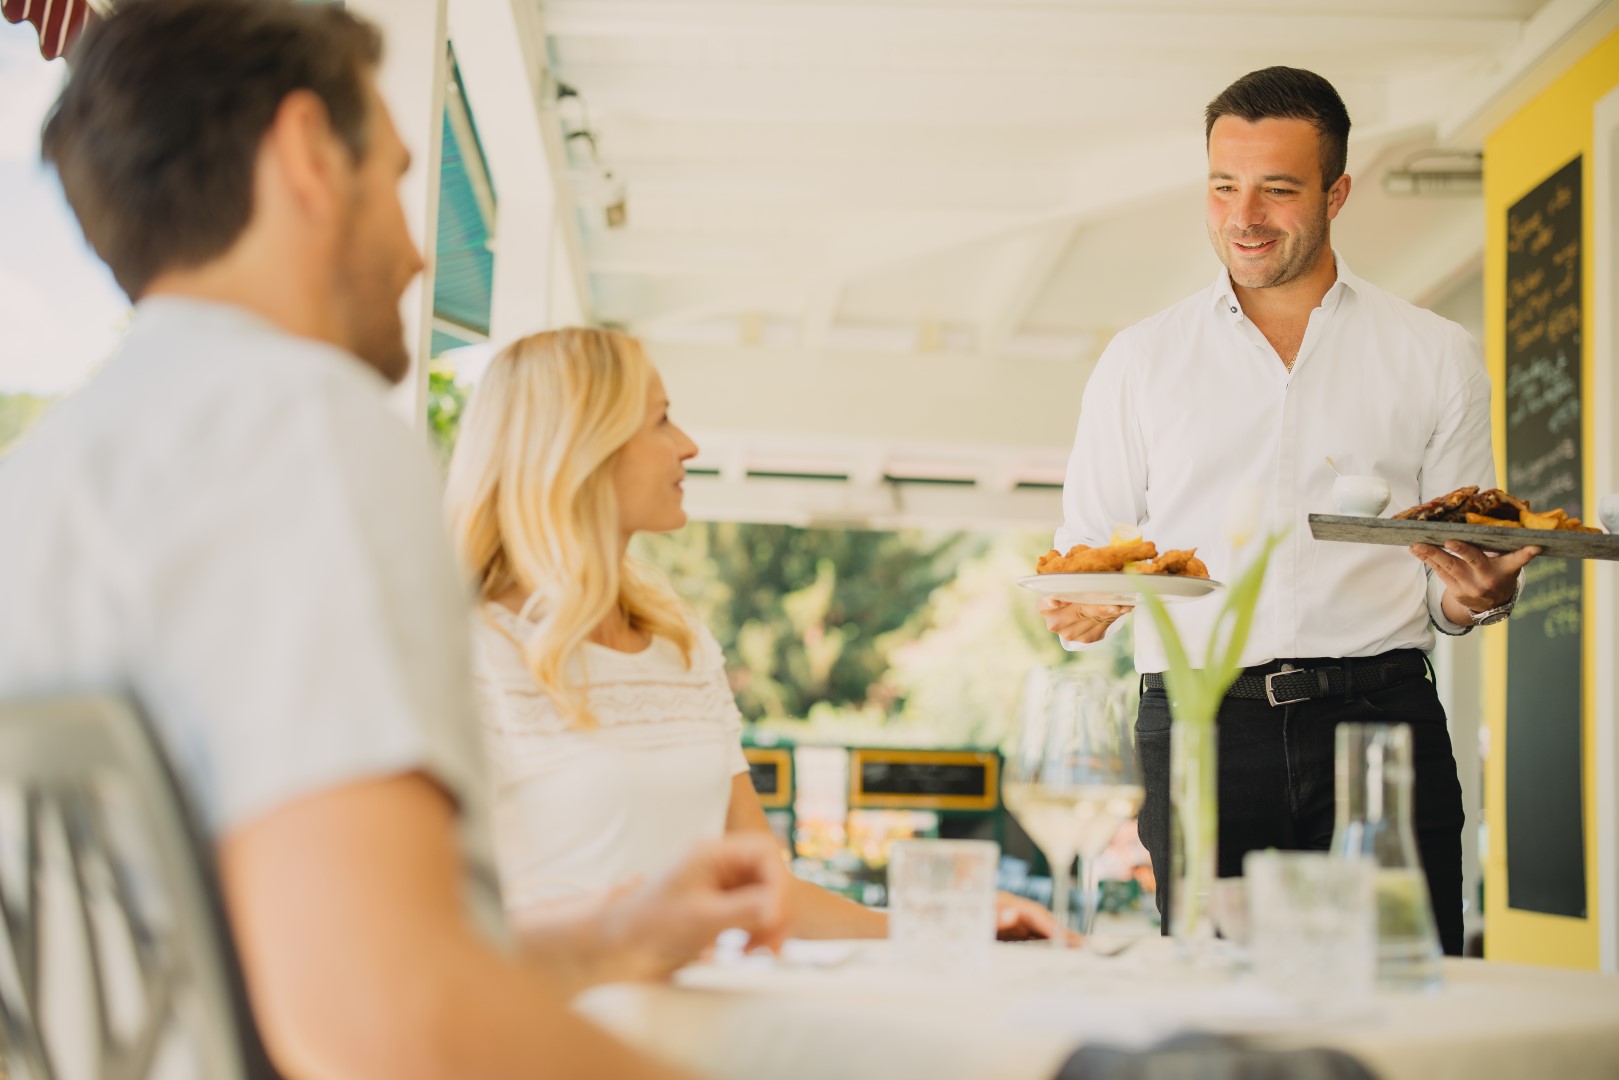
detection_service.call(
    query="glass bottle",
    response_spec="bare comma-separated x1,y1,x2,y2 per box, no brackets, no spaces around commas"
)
1330,723,1445,992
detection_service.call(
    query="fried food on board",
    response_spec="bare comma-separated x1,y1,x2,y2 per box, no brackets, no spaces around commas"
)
1394,486,1603,533
1472,488,1533,520
1394,486,1481,522
1143,548,1209,577
1036,539,1209,578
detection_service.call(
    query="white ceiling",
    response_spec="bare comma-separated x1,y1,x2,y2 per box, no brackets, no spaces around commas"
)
476,0,1608,526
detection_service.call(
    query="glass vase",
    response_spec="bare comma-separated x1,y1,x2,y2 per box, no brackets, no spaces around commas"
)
1168,705,1219,951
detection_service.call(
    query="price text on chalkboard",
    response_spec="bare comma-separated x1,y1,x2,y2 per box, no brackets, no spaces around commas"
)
1502,155,1586,919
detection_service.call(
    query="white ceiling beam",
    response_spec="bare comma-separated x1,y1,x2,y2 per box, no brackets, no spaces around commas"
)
581,115,1137,169
625,131,1200,329
801,281,841,352
975,223,1081,360
648,340,1092,450
680,474,1062,532
607,116,1434,332
541,3,1524,53
583,229,788,277
602,159,1079,211
556,34,1501,85
687,431,1067,483
1438,0,1619,144
594,203,1026,239
548,64,1391,128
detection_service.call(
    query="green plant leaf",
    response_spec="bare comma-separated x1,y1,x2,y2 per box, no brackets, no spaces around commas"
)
1137,589,1207,717
1137,531,1286,721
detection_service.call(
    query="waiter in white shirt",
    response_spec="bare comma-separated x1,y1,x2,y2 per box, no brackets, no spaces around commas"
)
1042,67,1536,955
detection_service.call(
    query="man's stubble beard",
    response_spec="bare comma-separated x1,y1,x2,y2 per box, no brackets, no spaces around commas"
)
333,195,412,385
1213,201,1331,292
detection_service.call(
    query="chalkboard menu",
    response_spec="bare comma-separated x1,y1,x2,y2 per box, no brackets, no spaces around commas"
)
847,749,1000,811
744,747,793,810
1502,155,1586,919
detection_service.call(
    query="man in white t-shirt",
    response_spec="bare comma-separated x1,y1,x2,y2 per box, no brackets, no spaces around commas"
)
0,2,785,1076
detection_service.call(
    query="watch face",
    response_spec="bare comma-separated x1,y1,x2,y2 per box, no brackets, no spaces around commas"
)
1473,607,1511,626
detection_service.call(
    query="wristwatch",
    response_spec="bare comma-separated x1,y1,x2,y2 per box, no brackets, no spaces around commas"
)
1468,601,1514,626
1468,574,1525,626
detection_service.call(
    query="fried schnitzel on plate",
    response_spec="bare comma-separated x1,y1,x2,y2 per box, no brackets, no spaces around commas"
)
1016,572,1224,606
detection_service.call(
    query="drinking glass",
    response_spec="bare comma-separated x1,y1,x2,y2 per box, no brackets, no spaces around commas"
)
1004,670,1144,944
1245,850,1375,1008
888,839,999,971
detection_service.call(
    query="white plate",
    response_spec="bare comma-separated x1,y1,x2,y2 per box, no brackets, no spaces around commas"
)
1016,572,1225,606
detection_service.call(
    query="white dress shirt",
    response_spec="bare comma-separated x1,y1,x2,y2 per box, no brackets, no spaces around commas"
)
472,604,750,914
1058,256,1493,674
0,297,506,943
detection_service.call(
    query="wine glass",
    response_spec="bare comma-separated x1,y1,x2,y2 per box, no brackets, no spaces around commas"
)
1004,670,1144,945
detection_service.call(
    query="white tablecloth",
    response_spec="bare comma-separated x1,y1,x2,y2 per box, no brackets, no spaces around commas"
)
576,939,1619,1080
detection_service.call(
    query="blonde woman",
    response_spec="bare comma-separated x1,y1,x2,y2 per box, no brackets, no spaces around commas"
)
446,327,1058,941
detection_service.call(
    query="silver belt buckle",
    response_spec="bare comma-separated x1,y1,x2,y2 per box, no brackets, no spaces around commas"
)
1264,664,1310,707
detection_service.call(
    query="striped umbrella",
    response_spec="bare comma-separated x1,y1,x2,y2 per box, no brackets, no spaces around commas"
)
2,0,98,61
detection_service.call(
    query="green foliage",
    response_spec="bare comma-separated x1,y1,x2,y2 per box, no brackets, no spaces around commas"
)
883,534,1132,748
636,523,974,722
426,362,468,463
0,392,52,456
638,523,1136,746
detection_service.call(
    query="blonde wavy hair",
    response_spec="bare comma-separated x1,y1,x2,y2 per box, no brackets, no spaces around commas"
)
445,327,696,727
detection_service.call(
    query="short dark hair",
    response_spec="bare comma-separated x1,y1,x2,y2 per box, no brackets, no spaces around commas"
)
41,0,383,299
1204,67,1351,189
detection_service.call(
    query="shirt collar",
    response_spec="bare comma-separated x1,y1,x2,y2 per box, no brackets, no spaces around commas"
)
1211,250,1360,322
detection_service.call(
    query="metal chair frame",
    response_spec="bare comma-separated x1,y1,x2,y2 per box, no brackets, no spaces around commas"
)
0,693,279,1080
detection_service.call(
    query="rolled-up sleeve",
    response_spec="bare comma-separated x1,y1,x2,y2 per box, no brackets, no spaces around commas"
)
1421,326,1495,635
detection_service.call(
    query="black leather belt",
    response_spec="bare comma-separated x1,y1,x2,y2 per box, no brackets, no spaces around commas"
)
1141,650,1428,707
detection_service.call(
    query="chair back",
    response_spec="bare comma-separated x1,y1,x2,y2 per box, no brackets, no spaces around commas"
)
0,693,280,1080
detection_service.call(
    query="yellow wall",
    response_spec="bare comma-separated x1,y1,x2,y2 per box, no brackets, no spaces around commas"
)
1483,28,1619,970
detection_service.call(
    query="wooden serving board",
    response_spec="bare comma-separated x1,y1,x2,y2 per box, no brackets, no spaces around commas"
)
1308,514,1619,561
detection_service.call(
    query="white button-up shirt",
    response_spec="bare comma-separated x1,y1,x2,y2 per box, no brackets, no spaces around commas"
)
1058,256,1493,674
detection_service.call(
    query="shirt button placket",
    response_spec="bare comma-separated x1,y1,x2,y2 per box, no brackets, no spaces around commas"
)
1273,359,1302,659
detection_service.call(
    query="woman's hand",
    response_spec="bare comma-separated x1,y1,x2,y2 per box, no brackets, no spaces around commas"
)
994,890,1080,944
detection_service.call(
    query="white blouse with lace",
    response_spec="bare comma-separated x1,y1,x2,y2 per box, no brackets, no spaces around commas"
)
471,603,750,912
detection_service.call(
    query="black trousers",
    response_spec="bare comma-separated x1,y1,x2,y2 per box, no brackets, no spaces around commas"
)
1135,654,1466,956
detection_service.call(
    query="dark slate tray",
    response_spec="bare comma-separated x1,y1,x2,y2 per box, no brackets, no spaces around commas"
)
1308,514,1619,561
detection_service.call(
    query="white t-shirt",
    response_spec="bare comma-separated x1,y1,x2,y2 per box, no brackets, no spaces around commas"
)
472,603,750,912
0,297,504,943
1058,254,1494,673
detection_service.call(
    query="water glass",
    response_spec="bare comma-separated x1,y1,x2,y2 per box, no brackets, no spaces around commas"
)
1244,850,1375,1008
887,839,998,970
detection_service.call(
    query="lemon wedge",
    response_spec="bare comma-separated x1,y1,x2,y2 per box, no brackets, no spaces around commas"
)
1110,523,1143,546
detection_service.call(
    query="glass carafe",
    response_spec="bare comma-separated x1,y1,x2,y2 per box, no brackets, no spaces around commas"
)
1330,723,1444,992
